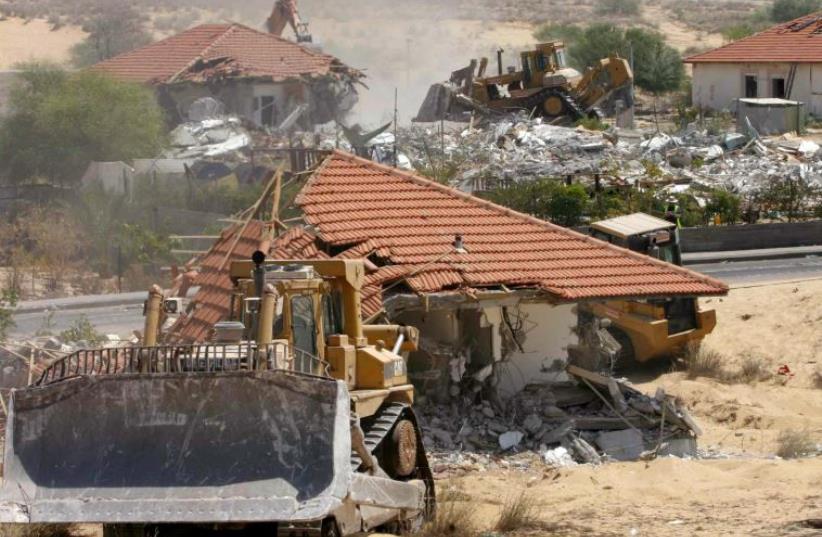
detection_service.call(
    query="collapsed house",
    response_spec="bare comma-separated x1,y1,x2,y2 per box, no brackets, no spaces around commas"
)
92,23,364,128
167,151,725,460
171,151,726,391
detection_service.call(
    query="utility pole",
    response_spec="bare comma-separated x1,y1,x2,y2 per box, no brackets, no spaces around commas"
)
393,87,398,168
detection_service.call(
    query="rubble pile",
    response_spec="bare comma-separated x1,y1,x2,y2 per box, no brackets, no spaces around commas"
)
401,118,629,190
419,365,700,472
399,116,822,206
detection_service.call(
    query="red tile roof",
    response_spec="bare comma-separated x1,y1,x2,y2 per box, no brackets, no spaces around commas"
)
686,12,822,63
170,151,727,343
92,23,360,85
172,220,267,343
297,151,727,301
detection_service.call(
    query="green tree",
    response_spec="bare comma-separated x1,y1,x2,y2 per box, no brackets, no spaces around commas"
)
567,25,684,99
69,1,153,67
595,0,642,16
0,63,166,185
487,179,590,227
568,23,627,70
770,0,821,23
706,190,742,224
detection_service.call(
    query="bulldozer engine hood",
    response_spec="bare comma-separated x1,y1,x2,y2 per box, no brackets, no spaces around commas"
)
543,67,581,88
0,371,354,524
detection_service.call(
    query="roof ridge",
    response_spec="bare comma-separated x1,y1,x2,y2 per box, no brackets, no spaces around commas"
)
318,150,728,293
217,22,331,60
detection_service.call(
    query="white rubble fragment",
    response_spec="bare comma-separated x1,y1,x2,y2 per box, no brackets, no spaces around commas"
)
798,140,820,158
498,431,524,451
541,446,578,467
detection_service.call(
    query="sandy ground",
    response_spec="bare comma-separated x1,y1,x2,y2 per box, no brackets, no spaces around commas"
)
439,458,821,537
642,4,725,54
0,17,86,69
411,278,822,537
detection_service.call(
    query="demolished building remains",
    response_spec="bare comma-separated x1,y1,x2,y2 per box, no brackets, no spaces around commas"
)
166,151,726,461
92,23,364,129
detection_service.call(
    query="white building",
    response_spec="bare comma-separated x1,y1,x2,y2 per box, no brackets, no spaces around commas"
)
685,12,822,117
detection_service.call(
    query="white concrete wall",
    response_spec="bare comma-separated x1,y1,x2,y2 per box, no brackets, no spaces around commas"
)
481,302,577,398
692,62,822,116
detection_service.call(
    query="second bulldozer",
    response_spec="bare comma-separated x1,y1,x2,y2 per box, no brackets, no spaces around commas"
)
415,42,633,123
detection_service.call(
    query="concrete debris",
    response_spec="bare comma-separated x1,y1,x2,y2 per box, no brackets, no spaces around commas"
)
418,364,700,470
391,114,822,209
168,116,251,159
498,431,524,451
541,446,578,468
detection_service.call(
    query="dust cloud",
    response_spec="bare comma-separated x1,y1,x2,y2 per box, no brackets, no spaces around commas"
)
219,0,538,127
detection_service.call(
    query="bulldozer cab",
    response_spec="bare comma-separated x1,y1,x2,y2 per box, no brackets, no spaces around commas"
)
520,42,568,86
590,212,682,266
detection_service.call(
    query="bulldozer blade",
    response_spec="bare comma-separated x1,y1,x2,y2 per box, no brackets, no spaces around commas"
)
414,83,459,122
0,371,353,524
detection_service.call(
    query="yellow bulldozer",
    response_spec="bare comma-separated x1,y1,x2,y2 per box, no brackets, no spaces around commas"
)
415,42,633,123
577,213,717,369
0,254,434,536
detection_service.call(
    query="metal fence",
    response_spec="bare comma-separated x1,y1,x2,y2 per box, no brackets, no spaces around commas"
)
36,342,327,386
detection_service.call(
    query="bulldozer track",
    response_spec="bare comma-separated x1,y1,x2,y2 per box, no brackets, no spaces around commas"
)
523,88,587,121
350,402,436,521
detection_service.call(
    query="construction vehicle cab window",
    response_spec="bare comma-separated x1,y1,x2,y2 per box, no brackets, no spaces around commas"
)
0,255,434,536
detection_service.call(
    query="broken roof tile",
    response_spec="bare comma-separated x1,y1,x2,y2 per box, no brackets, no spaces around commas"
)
92,23,361,85
296,151,728,301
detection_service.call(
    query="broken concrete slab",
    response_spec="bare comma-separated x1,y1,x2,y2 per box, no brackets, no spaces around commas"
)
498,431,524,451
595,428,645,461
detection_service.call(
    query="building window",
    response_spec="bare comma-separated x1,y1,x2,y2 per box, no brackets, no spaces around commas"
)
253,96,277,127
744,75,758,98
772,77,786,99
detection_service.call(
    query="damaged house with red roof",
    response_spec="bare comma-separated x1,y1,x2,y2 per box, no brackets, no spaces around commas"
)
685,12,822,116
169,151,727,398
92,23,363,128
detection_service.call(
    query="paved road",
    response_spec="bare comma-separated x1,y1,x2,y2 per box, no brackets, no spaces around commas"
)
688,255,822,285
8,255,822,339
9,302,145,340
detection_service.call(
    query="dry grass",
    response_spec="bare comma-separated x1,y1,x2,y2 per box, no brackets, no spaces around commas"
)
682,343,725,380
680,344,773,385
417,500,477,537
776,429,817,459
0,525,76,537
494,493,540,533
734,356,773,384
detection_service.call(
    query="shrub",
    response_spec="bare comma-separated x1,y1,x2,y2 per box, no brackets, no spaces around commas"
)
418,499,476,537
734,356,773,383
776,429,816,458
495,493,540,533
682,342,725,380
706,189,742,225
595,0,642,17
59,315,103,346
